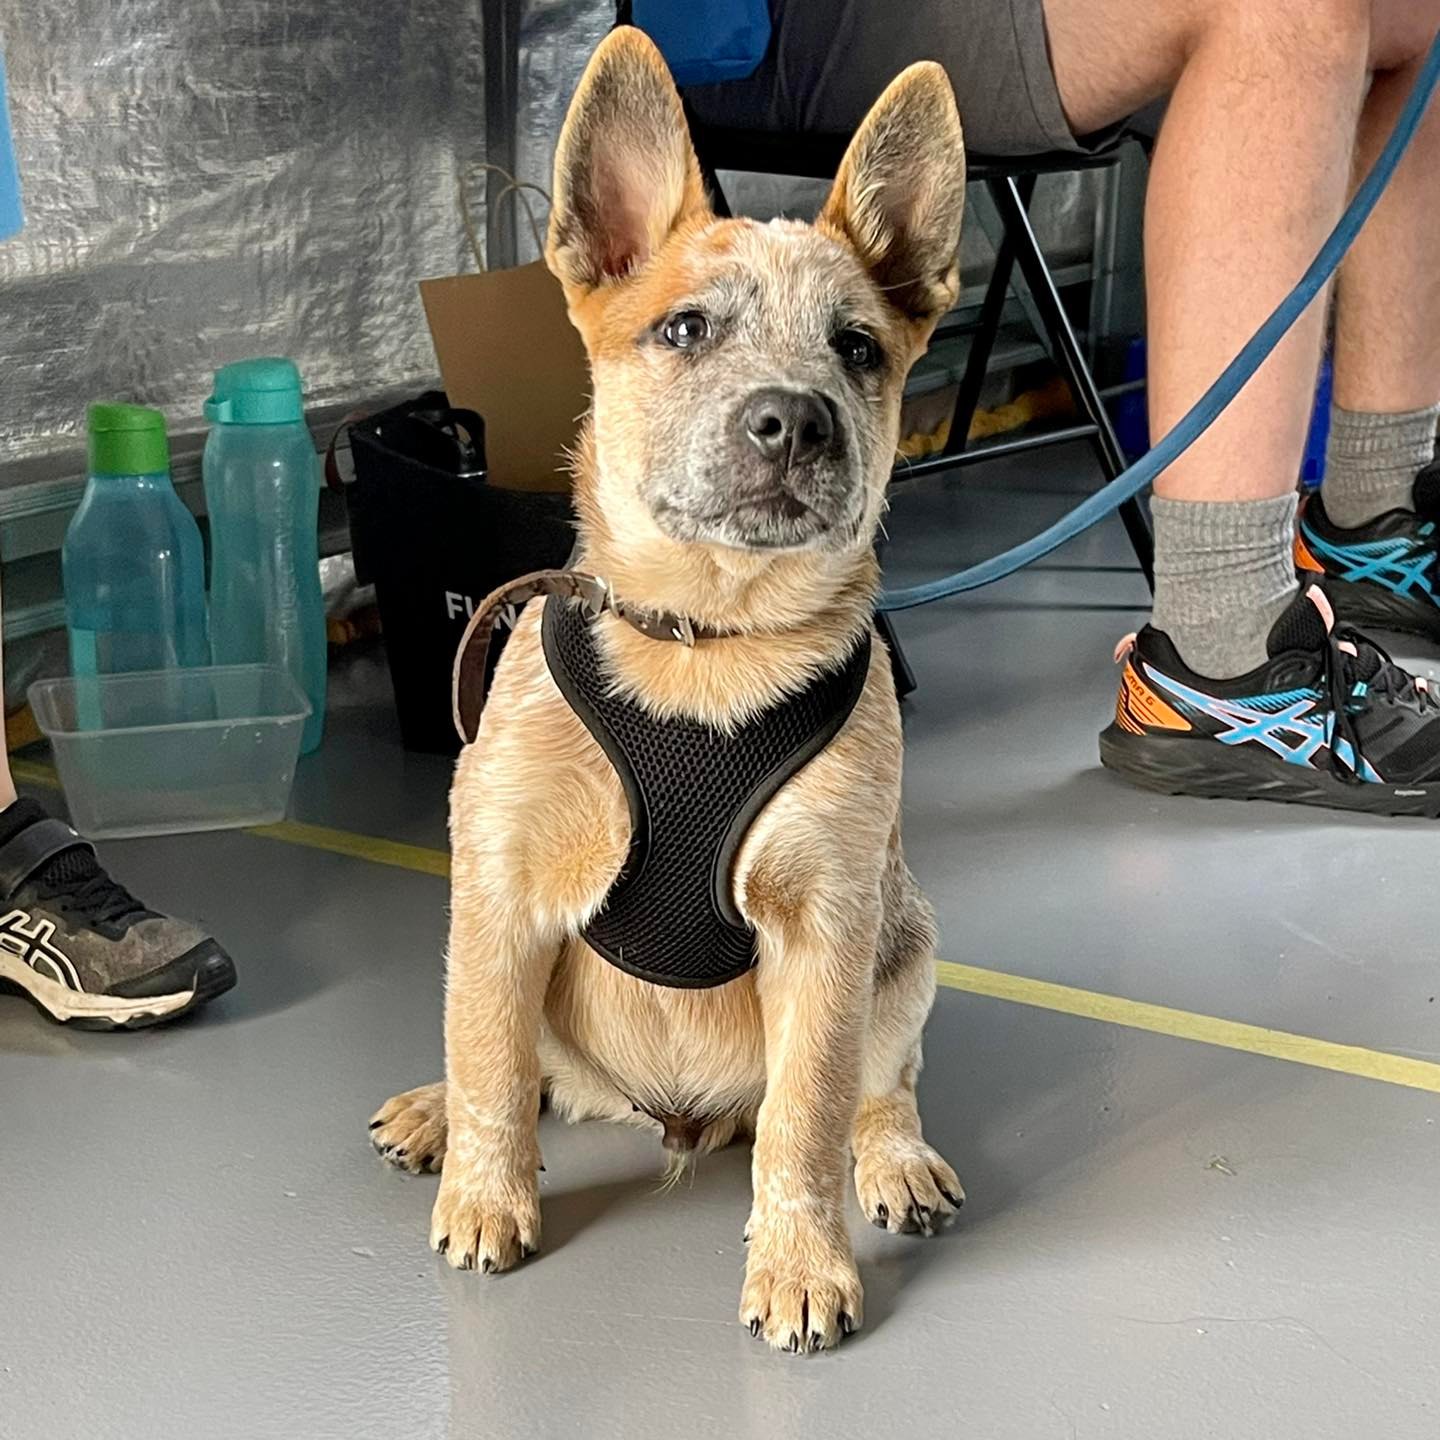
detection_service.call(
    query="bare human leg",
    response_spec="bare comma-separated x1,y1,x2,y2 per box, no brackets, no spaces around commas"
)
1045,0,1370,676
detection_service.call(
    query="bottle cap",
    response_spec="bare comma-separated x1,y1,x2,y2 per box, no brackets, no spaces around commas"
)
87,403,170,476
204,357,305,426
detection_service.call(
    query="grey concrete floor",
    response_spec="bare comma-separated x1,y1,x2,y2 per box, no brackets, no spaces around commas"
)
3,446,1439,1440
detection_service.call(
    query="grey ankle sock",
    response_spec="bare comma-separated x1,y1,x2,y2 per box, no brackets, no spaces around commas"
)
1322,403,1439,529
1148,493,1299,679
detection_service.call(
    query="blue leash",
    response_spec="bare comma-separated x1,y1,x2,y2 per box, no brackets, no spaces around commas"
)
877,33,1440,613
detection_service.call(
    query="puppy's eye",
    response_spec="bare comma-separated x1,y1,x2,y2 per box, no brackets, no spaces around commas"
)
834,329,882,371
661,311,711,349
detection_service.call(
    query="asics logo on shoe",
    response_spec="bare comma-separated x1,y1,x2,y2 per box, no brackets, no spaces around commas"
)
1298,519,1437,600
1139,663,1381,781
0,908,81,990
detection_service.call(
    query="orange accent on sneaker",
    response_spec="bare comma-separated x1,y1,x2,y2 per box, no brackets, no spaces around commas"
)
1295,530,1324,574
1117,663,1191,733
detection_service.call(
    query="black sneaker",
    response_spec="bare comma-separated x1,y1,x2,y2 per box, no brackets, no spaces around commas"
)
1100,586,1440,815
0,801,236,1029
1295,464,1440,643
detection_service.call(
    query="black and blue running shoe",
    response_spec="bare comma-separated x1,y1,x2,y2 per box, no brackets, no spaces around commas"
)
1100,585,1440,816
1296,462,1440,643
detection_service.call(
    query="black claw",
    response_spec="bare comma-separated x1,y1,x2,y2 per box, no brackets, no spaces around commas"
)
459,1252,475,1271
942,1189,964,1208
742,1230,751,1245
839,1312,855,1336
786,1332,801,1354
436,1235,449,1255
538,1164,546,1173
368,1119,383,1130
807,1332,823,1353
421,1155,434,1170
749,1317,762,1337
394,1149,407,1159
480,1257,494,1274
875,1203,888,1222
521,1243,536,1259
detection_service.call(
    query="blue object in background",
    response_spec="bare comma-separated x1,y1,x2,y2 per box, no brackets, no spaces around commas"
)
0,53,22,239
1111,337,1151,464
1300,352,1333,490
632,0,772,86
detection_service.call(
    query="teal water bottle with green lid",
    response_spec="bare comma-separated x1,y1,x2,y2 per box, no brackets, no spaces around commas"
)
63,404,209,690
202,358,326,753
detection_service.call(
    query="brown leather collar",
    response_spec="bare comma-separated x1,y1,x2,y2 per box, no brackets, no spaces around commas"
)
451,568,733,744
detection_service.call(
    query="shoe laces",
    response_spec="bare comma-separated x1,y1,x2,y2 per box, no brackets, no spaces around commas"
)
32,850,150,928
1322,623,1439,783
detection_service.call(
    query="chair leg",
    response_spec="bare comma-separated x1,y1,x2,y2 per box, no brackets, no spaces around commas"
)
875,610,917,700
941,229,1020,459
688,111,733,218
987,175,1155,591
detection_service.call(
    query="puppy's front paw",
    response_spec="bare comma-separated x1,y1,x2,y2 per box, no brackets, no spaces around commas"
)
855,1140,964,1236
369,1082,447,1174
740,1234,862,1353
430,1169,540,1274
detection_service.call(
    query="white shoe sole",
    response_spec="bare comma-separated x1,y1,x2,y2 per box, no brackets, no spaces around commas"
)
0,949,199,1029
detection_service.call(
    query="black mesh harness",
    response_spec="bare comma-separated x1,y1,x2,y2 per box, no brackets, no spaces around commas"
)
541,596,872,988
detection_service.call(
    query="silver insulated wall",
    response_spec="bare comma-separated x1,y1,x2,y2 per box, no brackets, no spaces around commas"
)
0,0,611,472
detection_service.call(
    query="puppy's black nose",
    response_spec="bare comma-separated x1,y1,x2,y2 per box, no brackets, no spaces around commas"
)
741,388,835,469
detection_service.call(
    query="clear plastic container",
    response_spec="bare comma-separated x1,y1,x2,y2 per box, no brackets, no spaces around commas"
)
28,664,311,839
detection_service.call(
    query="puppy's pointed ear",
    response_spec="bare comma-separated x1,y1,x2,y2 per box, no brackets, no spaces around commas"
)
546,27,710,297
819,62,966,323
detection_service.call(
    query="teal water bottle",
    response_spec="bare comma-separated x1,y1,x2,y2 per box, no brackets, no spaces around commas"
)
203,358,326,753
63,404,209,689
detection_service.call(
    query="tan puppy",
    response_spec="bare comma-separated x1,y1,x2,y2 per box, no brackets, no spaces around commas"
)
370,26,967,1353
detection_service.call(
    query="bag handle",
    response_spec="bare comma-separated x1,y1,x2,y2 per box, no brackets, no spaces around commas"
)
325,404,490,492
325,406,492,495
324,407,373,494
456,162,553,271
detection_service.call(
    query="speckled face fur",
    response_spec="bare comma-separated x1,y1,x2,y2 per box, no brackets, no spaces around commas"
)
546,26,968,562
586,219,906,554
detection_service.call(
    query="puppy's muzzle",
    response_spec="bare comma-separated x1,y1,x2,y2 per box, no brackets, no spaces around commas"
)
739,387,840,473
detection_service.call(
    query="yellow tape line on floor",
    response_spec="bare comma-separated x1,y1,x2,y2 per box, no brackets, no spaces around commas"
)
14,754,1440,1094
247,819,451,877
934,960,1440,1095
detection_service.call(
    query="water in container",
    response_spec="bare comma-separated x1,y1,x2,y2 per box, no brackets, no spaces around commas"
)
203,358,327,753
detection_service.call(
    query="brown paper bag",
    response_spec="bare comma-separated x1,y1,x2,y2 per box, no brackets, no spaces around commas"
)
420,175,589,493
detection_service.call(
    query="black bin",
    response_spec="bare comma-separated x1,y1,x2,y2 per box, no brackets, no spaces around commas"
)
344,392,576,754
